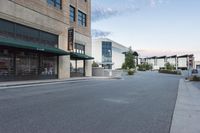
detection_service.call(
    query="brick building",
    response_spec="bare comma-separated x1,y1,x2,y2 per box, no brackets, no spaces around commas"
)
0,0,92,81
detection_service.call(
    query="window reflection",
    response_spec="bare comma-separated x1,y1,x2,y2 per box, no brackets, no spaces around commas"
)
70,60,84,77
0,49,14,76
0,47,58,80
40,55,57,75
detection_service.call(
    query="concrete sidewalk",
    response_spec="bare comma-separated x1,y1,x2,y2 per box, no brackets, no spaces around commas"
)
170,79,200,133
0,76,121,88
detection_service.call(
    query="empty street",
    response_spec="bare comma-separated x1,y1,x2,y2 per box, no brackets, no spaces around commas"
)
0,72,181,133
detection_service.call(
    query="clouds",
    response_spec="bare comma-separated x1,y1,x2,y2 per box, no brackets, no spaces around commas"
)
92,0,139,22
92,29,111,38
92,0,170,22
149,0,170,7
92,7,120,22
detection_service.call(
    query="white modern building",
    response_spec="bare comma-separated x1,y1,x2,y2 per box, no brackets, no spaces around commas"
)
195,61,200,69
157,56,167,69
145,57,157,67
92,38,128,70
141,54,194,70
177,55,194,70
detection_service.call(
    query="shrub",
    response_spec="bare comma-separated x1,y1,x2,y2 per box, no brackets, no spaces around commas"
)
165,62,175,71
138,68,146,71
121,47,135,70
92,61,99,67
190,75,200,81
128,69,135,75
159,69,181,75
138,63,152,71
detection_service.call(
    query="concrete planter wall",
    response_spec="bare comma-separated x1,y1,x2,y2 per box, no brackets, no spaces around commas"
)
92,67,123,77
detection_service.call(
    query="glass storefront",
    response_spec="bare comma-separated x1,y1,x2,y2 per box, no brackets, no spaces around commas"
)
70,60,85,77
0,46,58,81
70,43,86,77
0,49,14,77
40,55,57,76
0,18,63,81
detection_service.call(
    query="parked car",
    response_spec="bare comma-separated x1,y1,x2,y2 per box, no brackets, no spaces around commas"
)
192,69,198,74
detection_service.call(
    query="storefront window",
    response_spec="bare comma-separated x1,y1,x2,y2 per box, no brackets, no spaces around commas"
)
77,60,84,75
16,52,38,76
70,60,76,73
70,60,84,77
0,49,14,76
40,55,57,75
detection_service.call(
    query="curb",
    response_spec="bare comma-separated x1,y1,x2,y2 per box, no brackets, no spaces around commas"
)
0,76,121,88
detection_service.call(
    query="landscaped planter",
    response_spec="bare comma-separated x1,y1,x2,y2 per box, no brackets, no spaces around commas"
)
159,69,181,75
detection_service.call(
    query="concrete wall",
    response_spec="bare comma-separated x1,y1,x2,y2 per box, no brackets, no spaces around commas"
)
92,67,123,77
92,39,102,64
112,47,126,69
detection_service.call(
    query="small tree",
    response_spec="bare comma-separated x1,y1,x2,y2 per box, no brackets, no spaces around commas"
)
92,61,99,67
122,47,135,69
165,62,175,70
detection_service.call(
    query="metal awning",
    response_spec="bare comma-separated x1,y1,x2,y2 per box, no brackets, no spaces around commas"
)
70,52,94,60
0,37,69,55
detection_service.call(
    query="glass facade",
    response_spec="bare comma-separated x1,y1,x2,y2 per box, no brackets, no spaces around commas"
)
0,46,58,81
0,19,60,81
0,18,58,48
0,49,14,77
102,41,112,69
70,60,84,77
102,41,112,62
70,43,85,77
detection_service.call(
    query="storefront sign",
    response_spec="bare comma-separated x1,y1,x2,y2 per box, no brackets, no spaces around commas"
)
68,28,74,51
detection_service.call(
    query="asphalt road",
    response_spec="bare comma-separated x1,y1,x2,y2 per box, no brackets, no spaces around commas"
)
0,72,181,133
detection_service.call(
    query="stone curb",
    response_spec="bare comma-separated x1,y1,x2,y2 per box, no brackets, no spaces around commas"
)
0,76,121,88
170,79,200,133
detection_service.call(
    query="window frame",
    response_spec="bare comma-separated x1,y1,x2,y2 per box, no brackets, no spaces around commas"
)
47,0,62,10
70,5,76,22
78,10,87,27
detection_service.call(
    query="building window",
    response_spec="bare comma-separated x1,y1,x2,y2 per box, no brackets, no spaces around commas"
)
47,0,62,9
0,46,58,81
70,6,75,22
0,18,58,48
78,11,87,27
70,60,84,77
0,49,14,76
75,43,85,54
102,41,112,63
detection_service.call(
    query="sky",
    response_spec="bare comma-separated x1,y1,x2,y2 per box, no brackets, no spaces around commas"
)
91,0,200,60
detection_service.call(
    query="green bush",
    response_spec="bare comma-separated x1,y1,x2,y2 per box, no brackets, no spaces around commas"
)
138,68,146,71
128,69,135,75
121,47,135,70
92,61,99,67
138,63,152,71
190,76,200,81
165,62,175,70
159,69,181,75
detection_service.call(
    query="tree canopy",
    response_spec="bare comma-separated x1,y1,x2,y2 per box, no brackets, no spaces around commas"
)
122,47,135,69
